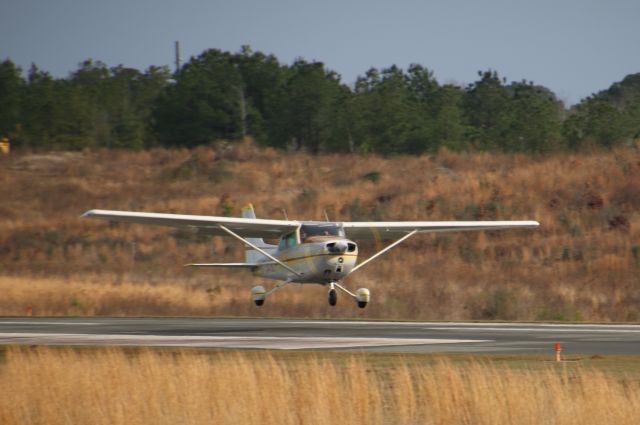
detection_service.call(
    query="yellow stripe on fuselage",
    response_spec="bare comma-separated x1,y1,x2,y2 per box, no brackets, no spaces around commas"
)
284,253,357,264
303,243,317,275
259,253,357,266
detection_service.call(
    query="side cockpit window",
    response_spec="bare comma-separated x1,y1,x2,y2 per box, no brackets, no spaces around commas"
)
279,232,298,250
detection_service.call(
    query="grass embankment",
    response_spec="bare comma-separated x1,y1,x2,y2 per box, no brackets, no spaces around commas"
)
1,144,639,320
0,347,639,425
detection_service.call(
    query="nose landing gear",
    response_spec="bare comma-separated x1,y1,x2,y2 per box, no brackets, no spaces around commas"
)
328,289,338,306
327,282,370,308
328,281,338,306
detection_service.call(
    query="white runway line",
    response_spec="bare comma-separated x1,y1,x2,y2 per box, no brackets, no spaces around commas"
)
286,321,430,326
0,333,489,350
0,321,99,326
422,327,640,333
421,323,640,329
288,321,640,330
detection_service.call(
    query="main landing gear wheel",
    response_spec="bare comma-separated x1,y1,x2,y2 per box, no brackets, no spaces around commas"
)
328,288,337,306
355,288,370,309
251,285,266,307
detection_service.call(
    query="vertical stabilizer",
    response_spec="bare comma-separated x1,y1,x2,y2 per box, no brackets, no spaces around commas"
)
241,204,276,262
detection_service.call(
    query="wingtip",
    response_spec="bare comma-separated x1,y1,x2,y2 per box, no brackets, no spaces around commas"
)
520,220,540,228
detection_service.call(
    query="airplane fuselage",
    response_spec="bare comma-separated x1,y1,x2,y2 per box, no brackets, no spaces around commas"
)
253,237,358,284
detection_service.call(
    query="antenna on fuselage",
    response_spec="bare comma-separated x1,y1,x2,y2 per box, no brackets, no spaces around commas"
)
323,210,330,222
282,209,289,220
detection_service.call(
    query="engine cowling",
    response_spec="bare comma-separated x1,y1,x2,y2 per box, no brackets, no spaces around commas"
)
326,241,348,254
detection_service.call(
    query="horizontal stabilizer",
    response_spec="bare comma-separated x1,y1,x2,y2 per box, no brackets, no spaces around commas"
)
185,263,266,269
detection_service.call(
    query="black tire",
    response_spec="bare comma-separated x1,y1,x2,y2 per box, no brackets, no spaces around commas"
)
254,299,264,306
328,289,337,306
357,301,367,309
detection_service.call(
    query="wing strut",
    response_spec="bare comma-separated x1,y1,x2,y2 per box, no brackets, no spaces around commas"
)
350,230,419,274
218,225,303,278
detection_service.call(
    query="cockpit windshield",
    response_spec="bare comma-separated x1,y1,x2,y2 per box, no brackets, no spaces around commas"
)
300,223,345,241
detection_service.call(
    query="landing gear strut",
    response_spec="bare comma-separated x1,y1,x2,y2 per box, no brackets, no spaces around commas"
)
328,282,338,306
327,282,370,308
251,281,292,307
254,280,370,308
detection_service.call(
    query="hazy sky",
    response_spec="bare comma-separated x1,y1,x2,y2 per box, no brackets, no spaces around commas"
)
2,0,639,105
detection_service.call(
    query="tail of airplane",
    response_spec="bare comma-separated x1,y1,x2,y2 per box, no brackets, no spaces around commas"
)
241,204,277,263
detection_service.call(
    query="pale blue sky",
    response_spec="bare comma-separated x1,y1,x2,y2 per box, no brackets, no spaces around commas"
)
1,0,639,105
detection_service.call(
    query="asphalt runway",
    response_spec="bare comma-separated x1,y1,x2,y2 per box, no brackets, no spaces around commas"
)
1,317,639,355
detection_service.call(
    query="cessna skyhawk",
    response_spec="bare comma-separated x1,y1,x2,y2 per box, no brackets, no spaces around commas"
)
82,205,538,308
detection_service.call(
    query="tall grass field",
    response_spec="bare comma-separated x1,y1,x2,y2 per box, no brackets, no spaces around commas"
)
0,347,638,425
1,143,639,320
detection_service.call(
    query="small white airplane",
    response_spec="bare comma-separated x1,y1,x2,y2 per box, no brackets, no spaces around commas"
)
82,205,538,308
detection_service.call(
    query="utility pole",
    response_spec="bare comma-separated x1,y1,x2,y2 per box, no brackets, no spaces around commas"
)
174,41,181,73
239,85,247,139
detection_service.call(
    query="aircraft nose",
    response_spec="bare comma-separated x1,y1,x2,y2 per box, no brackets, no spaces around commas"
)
326,241,348,254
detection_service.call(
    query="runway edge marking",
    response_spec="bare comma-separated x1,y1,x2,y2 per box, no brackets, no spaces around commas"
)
0,333,489,350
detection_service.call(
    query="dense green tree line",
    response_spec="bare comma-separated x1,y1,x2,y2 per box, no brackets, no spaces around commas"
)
0,59,170,150
1,47,639,153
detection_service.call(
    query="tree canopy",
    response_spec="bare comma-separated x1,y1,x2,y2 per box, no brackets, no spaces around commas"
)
1,48,638,153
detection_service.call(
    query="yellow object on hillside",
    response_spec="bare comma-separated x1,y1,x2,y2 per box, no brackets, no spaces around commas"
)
0,137,9,154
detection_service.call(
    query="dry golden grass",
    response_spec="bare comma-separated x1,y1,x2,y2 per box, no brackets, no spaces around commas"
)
0,275,228,316
1,143,640,320
0,347,639,425
0,275,376,317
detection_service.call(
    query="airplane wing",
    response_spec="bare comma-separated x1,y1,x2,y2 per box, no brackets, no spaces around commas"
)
82,209,299,239
342,220,539,240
